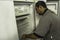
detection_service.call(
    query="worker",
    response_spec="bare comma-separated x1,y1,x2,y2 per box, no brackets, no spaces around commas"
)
22,1,60,40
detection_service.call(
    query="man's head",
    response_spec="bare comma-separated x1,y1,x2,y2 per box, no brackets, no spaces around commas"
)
35,1,47,15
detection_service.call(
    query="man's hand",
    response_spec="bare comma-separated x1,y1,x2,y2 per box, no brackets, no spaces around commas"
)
22,34,39,39
22,34,27,39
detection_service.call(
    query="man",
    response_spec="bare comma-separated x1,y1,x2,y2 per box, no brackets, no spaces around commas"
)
22,1,60,40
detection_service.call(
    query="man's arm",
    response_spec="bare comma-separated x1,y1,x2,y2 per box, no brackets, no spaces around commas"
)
22,33,44,39
22,33,38,39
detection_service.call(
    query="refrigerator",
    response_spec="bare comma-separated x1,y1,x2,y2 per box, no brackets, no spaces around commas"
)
14,1,35,40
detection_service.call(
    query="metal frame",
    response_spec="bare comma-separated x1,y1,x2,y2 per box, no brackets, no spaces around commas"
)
46,2,58,10
46,1,58,14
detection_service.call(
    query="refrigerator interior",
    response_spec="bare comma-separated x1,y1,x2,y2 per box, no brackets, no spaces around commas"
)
14,1,35,40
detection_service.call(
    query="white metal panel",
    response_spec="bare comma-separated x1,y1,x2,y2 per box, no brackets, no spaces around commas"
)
0,0,13,1
0,1,19,40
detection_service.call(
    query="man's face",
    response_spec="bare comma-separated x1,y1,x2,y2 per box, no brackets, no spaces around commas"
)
35,6,44,14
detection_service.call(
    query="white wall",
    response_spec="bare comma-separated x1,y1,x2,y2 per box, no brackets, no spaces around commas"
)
0,1,19,40
35,0,46,2
39,0,46,2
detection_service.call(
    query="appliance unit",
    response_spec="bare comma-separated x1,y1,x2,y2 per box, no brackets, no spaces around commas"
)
14,1,35,40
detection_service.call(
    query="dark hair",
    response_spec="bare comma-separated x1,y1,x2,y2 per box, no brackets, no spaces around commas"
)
35,1,47,8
